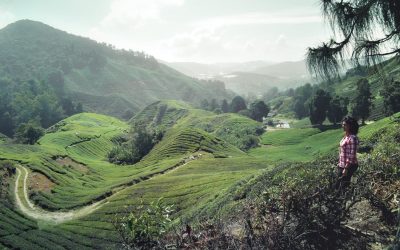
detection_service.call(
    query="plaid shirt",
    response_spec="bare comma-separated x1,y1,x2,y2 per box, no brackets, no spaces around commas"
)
339,134,359,168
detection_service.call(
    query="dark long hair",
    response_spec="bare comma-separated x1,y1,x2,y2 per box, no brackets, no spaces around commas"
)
342,116,359,135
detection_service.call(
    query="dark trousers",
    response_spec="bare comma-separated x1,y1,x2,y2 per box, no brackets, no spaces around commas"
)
335,163,358,190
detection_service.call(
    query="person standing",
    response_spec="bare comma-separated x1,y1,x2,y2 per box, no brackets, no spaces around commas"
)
336,116,359,190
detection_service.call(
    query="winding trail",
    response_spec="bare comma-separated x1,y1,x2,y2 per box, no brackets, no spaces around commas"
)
14,166,107,224
14,156,198,224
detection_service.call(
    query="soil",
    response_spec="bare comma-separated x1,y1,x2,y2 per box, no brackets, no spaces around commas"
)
28,172,55,193
56,157,89,173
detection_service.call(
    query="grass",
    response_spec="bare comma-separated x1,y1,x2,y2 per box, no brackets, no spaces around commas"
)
249,126,343,162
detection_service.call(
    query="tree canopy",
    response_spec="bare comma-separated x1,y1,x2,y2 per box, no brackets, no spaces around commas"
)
381,78,400,115
307,0,400,79
230,96,247,113
249,100,270,122
309,89,331,125
351,79,373,124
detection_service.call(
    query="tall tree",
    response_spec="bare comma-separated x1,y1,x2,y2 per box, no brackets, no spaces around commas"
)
200,99,210,111
209,99,219,111
292,83,314,119
351,79,373,124
380,78,400,116
309,89,331,125
230,96,247,113
249,100,270,122
327,95,348,125
307,0,400,79
15,121,44,145
293,99,308,119
221,99,229,113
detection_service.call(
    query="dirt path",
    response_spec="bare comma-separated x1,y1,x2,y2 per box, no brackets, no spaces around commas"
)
14,166,107,224
14,157,197,224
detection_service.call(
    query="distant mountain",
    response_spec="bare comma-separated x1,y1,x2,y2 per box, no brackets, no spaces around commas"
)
166,60,311,96
214,72,281,96
0,20,232,118
165,61,273,79
252,60,310,79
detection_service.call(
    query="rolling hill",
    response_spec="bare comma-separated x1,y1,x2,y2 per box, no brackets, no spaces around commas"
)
252,59,309,79
0,20,232,119
164,60,274,79
0,98,398,248
166,60,311,96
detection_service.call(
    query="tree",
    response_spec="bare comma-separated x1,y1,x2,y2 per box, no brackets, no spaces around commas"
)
230,96,247,113
293,99,308,119
131,130,155,159
15,121,44,145
327,96,348,125
249,100,270,122
200,99,209,111
307,0,400,79
75,103,83,113
309,89,331,125
380,78,400,116
209,99,219,111
47,70,65,95
60,98,75,116
221,99,229,113
108,128,162,165
351,79,373,124
292,83,314,119
0,111,14,137
35,93,64,128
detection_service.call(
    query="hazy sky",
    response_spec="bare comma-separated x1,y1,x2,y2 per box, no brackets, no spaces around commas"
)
0,0,331,63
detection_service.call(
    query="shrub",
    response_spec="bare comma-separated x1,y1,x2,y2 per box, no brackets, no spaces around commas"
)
108,129,163,165
113,199,173,249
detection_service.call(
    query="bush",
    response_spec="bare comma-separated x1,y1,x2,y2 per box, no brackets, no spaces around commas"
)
113,199,173,249
108,129,163,165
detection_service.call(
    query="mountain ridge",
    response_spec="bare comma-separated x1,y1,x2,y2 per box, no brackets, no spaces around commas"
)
0,19,232,119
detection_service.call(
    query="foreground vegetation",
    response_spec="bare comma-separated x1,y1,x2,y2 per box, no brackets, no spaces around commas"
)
114,113,400,249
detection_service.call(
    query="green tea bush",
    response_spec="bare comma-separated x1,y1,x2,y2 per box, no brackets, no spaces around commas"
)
113,198,173,249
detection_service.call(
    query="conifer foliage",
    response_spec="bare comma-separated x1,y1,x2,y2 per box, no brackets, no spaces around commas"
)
307,0,400,79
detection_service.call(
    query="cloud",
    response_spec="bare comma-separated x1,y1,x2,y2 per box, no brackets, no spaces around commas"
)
0,8,16,29
158,28,273,62
88,0,184,50
155,10,322,62
100,0,184,29
194,12,322,31
88,5,324,62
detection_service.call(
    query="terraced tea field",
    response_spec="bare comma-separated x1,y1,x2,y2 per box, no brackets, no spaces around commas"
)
1,101,395,249
0,103,269,249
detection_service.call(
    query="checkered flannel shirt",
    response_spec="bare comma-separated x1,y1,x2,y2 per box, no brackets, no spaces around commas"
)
339,134,359,168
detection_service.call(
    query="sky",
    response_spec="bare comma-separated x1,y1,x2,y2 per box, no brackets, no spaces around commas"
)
0,0,332,63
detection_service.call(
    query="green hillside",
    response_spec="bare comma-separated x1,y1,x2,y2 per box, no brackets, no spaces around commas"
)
269,57,400,122
0,20,232,119
0,98,398,249
0,102,268,248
